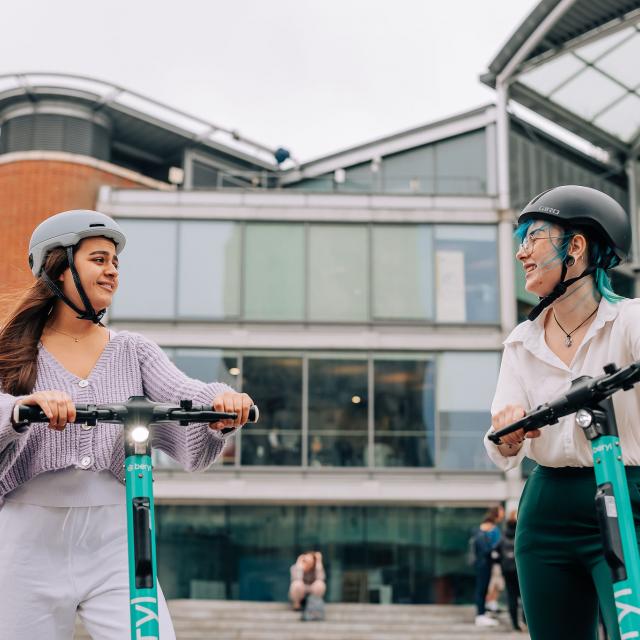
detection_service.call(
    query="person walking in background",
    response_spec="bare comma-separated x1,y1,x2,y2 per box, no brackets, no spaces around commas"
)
289,551,326,611
484,561,505,615
472,505,504,627
497,510,525,631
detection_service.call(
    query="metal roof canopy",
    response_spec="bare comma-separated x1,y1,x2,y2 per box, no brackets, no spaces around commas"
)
483,0,640,155
0,72,282,171
482,0,640,266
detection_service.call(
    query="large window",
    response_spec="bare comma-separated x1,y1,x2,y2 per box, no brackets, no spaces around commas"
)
112,219,241,320
308,357,368,467
372,226,434,320
240,355,303,466
244,223,305,321
157,348,499,471
308,225,369,322
156,504,485,604
435,130,486,194
437,352,500,470
374,357,435,467
113,219,177,319
177,221,241,319
434,225,499,324
111,220,498,325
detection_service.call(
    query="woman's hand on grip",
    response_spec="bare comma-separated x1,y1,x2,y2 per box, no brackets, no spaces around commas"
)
491,404,541,450
15,390,76,431
209,391,254,432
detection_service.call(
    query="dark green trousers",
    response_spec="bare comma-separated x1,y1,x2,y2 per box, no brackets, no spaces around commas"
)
517,465,640,640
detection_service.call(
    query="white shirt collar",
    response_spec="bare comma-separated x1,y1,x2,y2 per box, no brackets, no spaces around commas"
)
504,297,622,371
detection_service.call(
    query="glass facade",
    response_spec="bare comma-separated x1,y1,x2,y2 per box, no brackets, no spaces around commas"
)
244,223,305,321
156,504,485,604
374,357,435,467
308,225,369,322
177,221,241,319
437,353,500,471
113,219,177,319
240,355,303,466
289,129,487,195
372,226,434,320
157,347,499,471
112,219,241,320
111,220,499,325
308,357,368,467
434,226,499,324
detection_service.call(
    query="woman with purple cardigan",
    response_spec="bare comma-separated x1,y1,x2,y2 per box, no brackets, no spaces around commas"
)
0,210,253,639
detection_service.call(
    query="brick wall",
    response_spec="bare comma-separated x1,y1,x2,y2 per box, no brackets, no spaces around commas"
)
0,158,157,304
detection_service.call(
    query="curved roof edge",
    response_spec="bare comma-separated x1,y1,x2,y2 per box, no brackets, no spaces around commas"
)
0,72,287,170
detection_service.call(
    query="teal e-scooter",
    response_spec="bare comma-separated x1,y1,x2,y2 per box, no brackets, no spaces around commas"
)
16,396,258,640
489,361,640,638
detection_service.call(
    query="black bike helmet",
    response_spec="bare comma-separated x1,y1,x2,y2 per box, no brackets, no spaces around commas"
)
518,185,630,262
518,185,631,321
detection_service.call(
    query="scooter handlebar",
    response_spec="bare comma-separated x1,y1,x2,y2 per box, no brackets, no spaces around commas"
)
488,362,640,445
14,401,259,427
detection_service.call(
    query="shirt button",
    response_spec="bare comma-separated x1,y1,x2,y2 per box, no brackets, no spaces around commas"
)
80,456,92,468
78,379,89,388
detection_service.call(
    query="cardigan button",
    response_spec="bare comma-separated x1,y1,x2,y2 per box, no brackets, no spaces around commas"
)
80,456,92,468
78,379,89,388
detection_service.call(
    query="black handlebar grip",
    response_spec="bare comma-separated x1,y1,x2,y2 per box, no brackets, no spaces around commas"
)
219,405,259,435
15,405,48,423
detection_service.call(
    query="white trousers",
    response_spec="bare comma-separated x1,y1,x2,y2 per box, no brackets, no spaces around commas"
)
0,500,176,640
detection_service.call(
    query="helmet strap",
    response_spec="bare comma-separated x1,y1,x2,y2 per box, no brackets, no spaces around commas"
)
527,263,597,321
40,247,106,324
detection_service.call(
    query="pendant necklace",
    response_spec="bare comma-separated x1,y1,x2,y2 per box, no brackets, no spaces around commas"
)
46,327,89,343
552,307,598,348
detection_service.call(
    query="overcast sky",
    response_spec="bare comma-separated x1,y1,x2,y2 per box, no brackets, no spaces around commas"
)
2,0,537,162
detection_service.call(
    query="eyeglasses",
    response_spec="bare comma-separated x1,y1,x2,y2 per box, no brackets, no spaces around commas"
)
518,228,564,254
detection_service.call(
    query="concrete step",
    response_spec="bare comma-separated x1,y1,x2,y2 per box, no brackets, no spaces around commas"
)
73,600,528,639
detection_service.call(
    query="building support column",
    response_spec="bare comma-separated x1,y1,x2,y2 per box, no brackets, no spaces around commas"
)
496,81,516,333
496,80,523,509
626,156,640,295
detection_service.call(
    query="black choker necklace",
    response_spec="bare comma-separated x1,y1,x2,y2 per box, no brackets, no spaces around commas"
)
552,307,598,347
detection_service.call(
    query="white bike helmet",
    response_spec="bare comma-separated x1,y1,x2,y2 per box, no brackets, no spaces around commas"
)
28,210,126,323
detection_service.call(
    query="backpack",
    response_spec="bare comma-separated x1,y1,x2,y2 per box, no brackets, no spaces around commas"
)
467,527,497,566
500,535,517,573
301,595,325,621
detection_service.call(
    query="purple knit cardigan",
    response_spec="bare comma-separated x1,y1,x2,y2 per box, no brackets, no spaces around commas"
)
0,331,234,497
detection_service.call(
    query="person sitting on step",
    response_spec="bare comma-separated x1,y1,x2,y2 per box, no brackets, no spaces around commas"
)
289,550,326,611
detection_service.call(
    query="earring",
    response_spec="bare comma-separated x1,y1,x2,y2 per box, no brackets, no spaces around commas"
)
566,255,575,266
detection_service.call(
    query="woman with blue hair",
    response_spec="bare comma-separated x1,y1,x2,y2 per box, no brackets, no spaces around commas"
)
485,185,638,639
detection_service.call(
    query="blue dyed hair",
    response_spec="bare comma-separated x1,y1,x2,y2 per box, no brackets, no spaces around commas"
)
515,220,624,304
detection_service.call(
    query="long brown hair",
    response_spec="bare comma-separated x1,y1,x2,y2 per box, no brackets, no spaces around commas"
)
0,247,69,395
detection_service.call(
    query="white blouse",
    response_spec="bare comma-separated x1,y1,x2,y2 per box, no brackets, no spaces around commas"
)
485,297,640,471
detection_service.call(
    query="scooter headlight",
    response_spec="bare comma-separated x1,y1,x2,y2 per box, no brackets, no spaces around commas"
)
131,425,150,443
575,409,593,428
